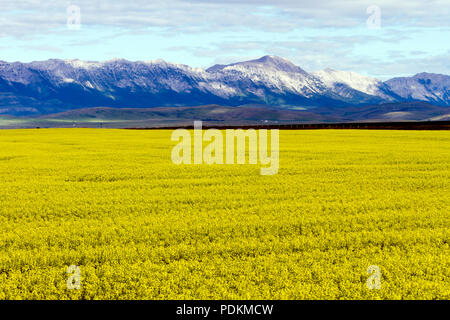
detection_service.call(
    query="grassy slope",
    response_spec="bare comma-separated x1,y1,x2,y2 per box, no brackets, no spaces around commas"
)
2,102,449,129
0,129,449,299
0,105,329,129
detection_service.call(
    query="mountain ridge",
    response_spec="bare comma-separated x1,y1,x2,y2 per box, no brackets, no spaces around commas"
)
0,55,448,116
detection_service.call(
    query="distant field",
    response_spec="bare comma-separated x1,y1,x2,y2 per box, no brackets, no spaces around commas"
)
0,129,449,299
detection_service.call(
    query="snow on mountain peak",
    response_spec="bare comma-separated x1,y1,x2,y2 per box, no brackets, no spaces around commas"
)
143,58,168,65
313,68,384,96
63,59,102,69
254,55,294,65
203,56,323,97
385,72,449,104
0,56,448,117
207,55,306,74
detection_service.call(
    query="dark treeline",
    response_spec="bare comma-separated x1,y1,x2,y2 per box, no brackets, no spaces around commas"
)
126,121,450,131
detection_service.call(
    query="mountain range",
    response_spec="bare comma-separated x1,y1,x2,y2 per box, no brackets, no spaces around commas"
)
0,55,448,123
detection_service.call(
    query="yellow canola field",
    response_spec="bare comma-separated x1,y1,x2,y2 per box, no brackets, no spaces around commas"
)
0,129,449,299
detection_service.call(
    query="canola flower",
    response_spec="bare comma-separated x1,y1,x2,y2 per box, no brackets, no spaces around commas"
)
0,128,449,300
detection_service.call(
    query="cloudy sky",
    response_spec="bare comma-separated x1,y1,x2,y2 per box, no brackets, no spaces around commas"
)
1,0,449,79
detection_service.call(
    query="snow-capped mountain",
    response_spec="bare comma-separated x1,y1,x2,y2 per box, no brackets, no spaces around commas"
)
206,56,339,106
313,68,399,103
207,56,326,98
385,73,450,106
208,55,306,73
0,55,448,116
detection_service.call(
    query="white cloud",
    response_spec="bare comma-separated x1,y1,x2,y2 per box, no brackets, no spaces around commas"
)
1,0,449,78
1,0,449,38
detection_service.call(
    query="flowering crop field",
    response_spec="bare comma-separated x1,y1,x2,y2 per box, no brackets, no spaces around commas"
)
0,129,449,300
